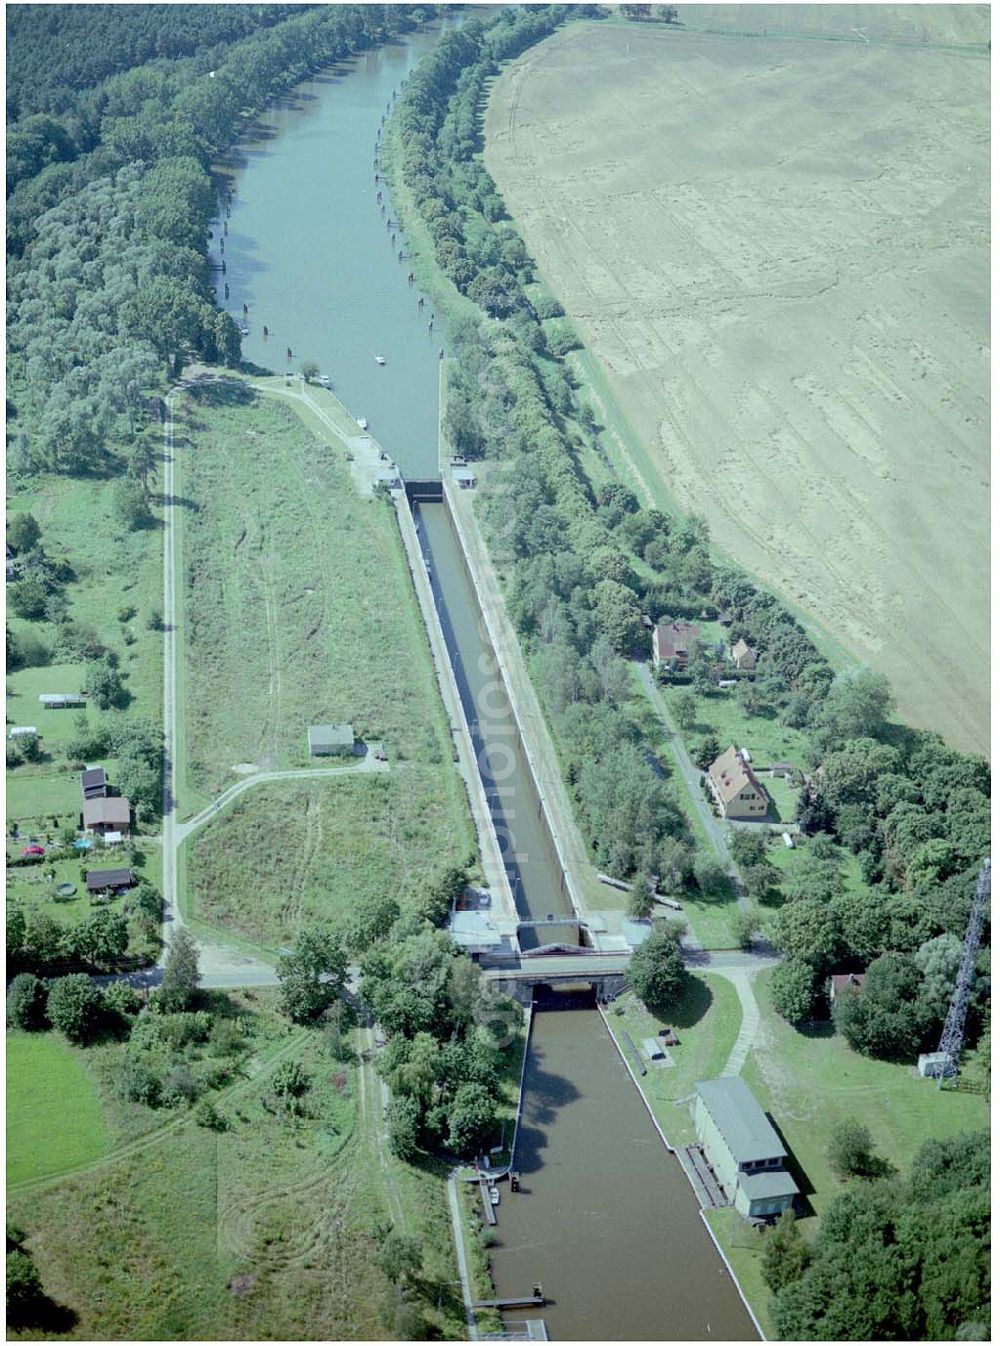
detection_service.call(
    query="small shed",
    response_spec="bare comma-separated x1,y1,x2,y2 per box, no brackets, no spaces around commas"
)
828,972,866,1006
452,465,477,489
83,796,131,836
81,766,109,800
642,1037,665,1061
39,692,87,709
448,909,504,956
308,724,355,757
86,867,136,894
729,638,758,671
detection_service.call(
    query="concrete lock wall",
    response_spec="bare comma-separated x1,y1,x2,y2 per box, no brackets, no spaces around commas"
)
437,489,576,925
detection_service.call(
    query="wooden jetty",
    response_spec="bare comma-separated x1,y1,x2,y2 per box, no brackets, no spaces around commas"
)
472,1291,545,1310
479,1178,497,1225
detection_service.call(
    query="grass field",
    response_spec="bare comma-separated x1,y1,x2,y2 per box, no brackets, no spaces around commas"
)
176,384,460,794
604,975,741,1145
8,994,466,1340
485,15,989,754
705,966,990,1331
7,1033,110,1185
186,771,474,948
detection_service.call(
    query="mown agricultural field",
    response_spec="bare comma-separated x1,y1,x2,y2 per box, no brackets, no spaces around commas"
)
175,383,463,797
485,11,989,753
186,771,473,949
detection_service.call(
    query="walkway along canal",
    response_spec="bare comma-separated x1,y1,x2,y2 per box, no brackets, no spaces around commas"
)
212,19,756,1340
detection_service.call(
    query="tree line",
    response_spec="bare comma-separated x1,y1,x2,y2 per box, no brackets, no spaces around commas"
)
387,4,989,1069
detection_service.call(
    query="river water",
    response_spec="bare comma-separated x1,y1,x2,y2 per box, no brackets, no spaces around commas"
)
213,18,755,1341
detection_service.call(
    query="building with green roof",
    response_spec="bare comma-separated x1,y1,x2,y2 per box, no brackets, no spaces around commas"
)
693,1077,799,1220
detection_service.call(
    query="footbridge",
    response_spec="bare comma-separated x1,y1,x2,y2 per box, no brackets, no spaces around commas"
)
483,952,630,1007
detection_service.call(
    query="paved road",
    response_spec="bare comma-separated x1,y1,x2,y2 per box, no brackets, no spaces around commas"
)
633,663,746,907
447,1174,481,1341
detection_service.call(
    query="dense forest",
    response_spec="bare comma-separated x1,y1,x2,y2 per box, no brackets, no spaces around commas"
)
388,6,990,1057
6,4,434,489
768,1130,989,1339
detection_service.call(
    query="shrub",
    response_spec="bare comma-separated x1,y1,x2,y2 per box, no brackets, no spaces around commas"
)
193,1097,227,1131
118,1052,162,1106
104,981,143,1021
6,973,49,1030
46,974,104,1043
827,1119,891,1180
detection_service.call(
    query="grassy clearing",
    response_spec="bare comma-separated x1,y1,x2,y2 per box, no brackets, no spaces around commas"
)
9,992,465,1340
710,968,991,1330
746,969,989,1229
7,1033,110,1185
767,835,867,897
666,685,811,772
187,772,474,948
603,975,741,1145
176,383,460,794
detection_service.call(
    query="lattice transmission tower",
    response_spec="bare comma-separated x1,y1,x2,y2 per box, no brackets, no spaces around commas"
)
932,857,990,1086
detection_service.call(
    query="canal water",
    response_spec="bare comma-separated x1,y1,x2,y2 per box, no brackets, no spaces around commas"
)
214,17,755,1340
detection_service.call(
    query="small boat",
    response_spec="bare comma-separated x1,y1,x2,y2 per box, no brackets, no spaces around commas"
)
239,325,249,337
357,416,368,430
374,354,386,366
489,1187,500,1207
317,374,331,388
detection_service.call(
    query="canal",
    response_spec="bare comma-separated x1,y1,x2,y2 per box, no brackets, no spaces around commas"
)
213,16,756,1341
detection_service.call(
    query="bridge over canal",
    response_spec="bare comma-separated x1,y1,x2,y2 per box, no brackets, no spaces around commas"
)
482,952,630,1006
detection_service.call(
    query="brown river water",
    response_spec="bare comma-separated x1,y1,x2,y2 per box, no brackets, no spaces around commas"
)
213,16,756,1339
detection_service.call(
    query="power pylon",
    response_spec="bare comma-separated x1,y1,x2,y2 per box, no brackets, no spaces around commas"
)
933,858,990,1086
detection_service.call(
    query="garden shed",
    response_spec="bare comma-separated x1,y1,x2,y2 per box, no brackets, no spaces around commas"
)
307,724,355,757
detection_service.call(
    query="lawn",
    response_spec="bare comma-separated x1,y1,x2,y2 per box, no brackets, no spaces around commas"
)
712,968,991,1331
8,1002,466,1340
186,770,474,949
7,1032,110,1184
665,684,811,776
746,969,988,1229
176,383,462,798
603,974,742,1146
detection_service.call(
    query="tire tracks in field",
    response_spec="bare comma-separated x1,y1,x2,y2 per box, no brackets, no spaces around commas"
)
8,1027,312,1198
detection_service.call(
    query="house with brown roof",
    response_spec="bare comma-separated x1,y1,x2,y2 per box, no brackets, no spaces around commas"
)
828,972,867,1007
729,638,758,672
707,745,768,821
652,620,701,671
82,796,132,837
86,867,136,895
